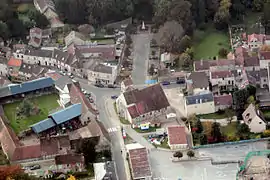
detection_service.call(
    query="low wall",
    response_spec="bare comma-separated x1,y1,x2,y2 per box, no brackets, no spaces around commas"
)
200,116,237,126
193,137,270,149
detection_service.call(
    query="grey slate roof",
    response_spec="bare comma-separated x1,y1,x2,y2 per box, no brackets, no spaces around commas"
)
24,48,53,58
49,103,82,125
55,76,73,90
186,93,214,105
188,72,209,89
92,64,112,74
19,63,44,75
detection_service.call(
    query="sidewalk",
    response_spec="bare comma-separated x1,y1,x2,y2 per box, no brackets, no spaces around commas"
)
104,97,131,180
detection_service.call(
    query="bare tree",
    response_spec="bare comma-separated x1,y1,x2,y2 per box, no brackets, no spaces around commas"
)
155,21,184,53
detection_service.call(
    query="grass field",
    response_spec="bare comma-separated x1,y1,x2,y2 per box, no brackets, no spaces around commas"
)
220,122,238,137
3,94,59,134
193,28,230,60
198,112,228,119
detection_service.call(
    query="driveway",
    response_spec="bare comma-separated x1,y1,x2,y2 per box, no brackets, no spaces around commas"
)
132,33,153,85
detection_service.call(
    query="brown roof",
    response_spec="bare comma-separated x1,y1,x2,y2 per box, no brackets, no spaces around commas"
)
211,70,233,79
8,57,22,67
77,44,115,60
167,126,187,145
235,47,248,65
40,135,70,156
55,154,84,165
244,56,259,67
87,119,110,142
128,147,152,179
188,72,209,89
214,94,233,106
259,51,270,60
123,84,169,118
11,145,41,161
194,60,210,71
68,83,98,115
211,59,235,67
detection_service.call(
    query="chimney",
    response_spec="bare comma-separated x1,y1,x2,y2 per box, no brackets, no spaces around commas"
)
196,99,198,104
200,99,202,104
200,59,203,66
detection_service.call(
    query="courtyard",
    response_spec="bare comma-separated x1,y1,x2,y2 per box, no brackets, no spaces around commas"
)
3,94,59,134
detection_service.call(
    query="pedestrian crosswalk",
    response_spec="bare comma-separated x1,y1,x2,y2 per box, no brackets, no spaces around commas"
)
107,126,120,133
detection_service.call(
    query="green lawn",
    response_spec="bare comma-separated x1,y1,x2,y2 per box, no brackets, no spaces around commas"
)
220,122,238,137
193,28,230,60
155,138,170,149
262,110,270,120
3,94,59,134
198,112,229,119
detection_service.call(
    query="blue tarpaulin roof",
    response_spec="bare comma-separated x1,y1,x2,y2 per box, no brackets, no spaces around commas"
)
9,77,54,95
49,103,82,125
31,118,56,134
145,79,157,84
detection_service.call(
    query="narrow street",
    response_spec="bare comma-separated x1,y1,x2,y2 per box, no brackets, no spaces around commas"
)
132,33,152,85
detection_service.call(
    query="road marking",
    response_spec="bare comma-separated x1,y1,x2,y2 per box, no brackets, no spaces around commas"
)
107,126,120,133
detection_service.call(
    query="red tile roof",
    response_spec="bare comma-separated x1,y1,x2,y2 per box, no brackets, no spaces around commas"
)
11,145,41,161
235,46,248,65
128,147,152,179
211,70,233,79
40,135,70,156
167,126,187,145
248,33,265,43
214,94,233,106
127,105,140,119
8,57,22,67
45,72,62,81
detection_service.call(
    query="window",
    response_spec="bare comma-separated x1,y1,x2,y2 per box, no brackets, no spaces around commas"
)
264,79,267,82
248,119,252,123
259,122,262,124
222,78,224,80
228,80,230,84
245,113,250,118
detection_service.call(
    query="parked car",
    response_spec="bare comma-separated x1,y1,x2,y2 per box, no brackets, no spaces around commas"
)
25,164,41,170
111,95,118,99
108,84,116,88
89,98,94,103
95,84,104,88
176,79,185,84
161,81,170,86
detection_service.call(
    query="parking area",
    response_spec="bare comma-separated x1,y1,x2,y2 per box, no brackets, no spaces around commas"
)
21,159,55,177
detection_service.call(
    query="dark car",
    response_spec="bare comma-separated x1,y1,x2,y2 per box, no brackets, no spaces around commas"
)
176,79,185,84
30,164,41,170
161,81,170,86
111,95,118,99
89,98,94,103
95,84,104,88
108,84,116,88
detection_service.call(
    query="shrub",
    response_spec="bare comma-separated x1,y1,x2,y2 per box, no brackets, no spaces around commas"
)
263,130,270,137
218,48,229,58
72,171,89,178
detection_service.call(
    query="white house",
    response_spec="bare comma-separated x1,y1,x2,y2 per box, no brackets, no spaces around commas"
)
210,70,236,94
65,31,87,46
187,72,209,95
54,76,73,107
242,104,267,133
116,84,170,127
247,34,265,51
259,51,270,69
167,126,188,150
184,92,215,116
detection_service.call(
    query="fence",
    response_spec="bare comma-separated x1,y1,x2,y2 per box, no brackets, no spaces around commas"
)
193,137,270,149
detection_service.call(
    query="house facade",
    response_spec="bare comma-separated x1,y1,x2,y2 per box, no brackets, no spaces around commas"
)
248,34,265,51
54,154,85,173
116,84,170,127
184,93,215,116
242,104,267,133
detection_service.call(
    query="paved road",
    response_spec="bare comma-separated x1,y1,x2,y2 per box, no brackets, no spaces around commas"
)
132,33,152,85
75,79,129,180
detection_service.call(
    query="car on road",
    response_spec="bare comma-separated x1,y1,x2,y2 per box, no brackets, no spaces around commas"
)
161,81,170,86
23,164,41,171
108,84,116,88
95,84,104,88
111,95,118,99
176,79,185,84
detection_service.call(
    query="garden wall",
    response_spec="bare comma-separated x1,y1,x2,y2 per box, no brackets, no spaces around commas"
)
200,116,237,126
193,137,270,149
